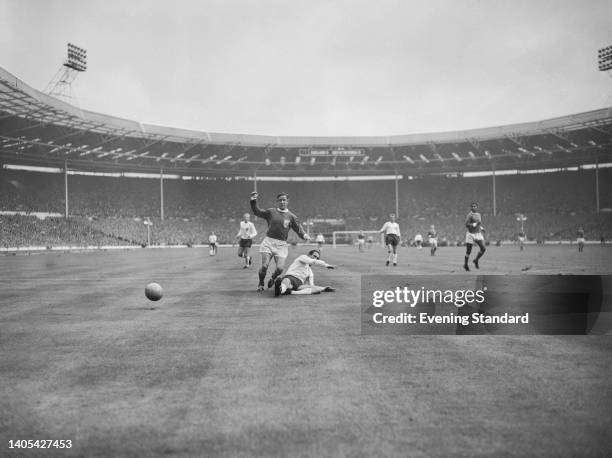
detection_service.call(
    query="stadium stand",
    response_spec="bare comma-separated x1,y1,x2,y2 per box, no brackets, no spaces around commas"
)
1,168,610,247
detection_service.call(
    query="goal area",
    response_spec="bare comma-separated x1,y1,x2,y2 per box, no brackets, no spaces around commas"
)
331,231,384,248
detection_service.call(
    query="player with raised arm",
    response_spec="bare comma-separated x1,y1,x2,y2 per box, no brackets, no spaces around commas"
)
250,191,310,292
428,224,438,256
274,249,336,296
380,213,401,266
235,213,257,268
464,202,486,271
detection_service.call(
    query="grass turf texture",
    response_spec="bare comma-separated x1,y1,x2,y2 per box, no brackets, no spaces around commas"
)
1,246,611,457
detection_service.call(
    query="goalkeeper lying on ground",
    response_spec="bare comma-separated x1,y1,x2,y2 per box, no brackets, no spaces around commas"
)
274,249,336,296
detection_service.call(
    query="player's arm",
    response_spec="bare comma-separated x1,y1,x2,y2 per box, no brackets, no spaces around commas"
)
249,223,257,238
290,215,310,241
312,259,336,269
298,255,334,269
379,222,388,233
249,192,269,219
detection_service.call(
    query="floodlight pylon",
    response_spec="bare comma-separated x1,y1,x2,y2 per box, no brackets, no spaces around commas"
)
45,43,87,103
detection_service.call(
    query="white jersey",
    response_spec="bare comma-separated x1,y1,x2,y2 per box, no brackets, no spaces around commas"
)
208,235,217,244
237,221,257,239
380,222,401,236
315,234,325,243
414,234,423,242
284,255,330,286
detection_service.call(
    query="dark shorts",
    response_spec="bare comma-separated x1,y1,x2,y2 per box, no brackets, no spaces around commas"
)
239,238,253,248
209,243,217,249
282,275,303,291
385,234,400,247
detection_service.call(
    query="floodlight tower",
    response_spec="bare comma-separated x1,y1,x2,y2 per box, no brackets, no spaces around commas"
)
597,45,612,212
599,45,612,105
45,43,87,102
598,45,612,75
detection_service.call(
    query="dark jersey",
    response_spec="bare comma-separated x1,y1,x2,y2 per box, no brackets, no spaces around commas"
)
428,229,437,238
577,229,585,238
250,200,306,241
465,212,483,234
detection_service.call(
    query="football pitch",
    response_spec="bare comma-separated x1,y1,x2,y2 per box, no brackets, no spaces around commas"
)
1,245,611,457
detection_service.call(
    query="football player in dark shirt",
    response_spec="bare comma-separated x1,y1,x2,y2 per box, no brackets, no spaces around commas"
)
250,191,310,292
464,202,486,271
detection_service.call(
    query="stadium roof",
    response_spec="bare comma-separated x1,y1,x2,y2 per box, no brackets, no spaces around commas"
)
1,65,611,177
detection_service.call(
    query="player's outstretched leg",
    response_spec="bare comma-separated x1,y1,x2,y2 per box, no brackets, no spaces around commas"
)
386,247,391,266
290,285,335,295
290,285,334,295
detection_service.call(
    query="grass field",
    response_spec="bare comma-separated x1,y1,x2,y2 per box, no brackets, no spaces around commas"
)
1,245,612,457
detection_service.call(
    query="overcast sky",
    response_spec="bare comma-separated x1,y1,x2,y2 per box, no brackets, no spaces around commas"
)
1,0,611,136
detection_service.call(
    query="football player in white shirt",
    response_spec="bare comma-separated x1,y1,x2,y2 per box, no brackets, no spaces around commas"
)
235,213,257,268
315,233,325,250
208,232,218,256
357,231,366,252
414,233,423,249
379,214,401,266
427,225,438,256
274,249,336,296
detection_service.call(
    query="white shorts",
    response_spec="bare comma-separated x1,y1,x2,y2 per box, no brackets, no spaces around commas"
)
577,238,585,244
259,236,289,259
518,237,525,243
429,237,438,247
465,232,485,245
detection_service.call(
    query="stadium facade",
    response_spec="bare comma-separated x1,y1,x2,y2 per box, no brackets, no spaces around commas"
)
1,65,611,178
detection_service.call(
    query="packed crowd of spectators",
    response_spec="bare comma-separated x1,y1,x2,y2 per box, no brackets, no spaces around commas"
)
1,168,610,247
0,214,128,248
